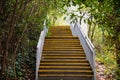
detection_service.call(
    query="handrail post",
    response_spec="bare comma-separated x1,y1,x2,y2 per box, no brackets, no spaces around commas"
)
43,20,47,30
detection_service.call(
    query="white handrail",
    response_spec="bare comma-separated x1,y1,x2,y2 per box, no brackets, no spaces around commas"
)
36,20,48,80
76,23,95,51
70,22,96,80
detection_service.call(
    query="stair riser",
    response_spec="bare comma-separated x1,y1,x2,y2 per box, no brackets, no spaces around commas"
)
44,44,82,48
45,37,78,39
39,66,90,69
39,72,93,74
50,30,71,31
42,54,85,57
45,41,80,42
45,40,80,43
39,77,93,80
42,57,86,60
39,68,91,71
45,40,79,42
40,63,89,66
45,39,79,40
42,53,85,55
42,51,85,53
50,33,72,35
44,42,80,44
40,61,88,63
44,44,81,46
43,48,83,50
44,46,82,48
43,49,84,51
42,55,85,58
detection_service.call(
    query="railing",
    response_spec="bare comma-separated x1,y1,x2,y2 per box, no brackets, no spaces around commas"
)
70,22,96,80
36,20,48,80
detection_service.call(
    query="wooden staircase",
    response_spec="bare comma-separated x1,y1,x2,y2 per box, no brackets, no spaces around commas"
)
38,26,94,80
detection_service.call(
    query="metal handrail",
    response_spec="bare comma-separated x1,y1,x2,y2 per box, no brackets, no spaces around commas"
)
36,20,48,80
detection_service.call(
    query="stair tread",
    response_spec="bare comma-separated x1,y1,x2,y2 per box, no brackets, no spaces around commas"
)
43,48,83,50
42,54,85,56
40,62,87,64
40,59,87,61
40,63,89,65
39,66,90,68
43,47,83,49
40,60,87,63
44,46,83,49
43,51,85,53
45,36,78,39
44,44,81,45
39,74,93,77
45,39,79,40
42,56,85,57
39,70,92,73
45,41,80,44
44,45,82,47
42,56,85,59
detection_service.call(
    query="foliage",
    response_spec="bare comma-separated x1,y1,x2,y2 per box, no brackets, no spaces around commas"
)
0,0,120,79
0,0,65,79
62,0,120,79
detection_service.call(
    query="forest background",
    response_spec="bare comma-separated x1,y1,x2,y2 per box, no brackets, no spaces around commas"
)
0,0,120,80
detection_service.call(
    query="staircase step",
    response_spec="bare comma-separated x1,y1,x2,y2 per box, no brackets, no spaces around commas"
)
43,47,83,49
50,32,72,34
43,55,85,58
45,36,78,39
43,51,85,53
39,66,90,69
45,36,79,41
40,63,89,66
49,27,71,31
50,34,72,36
45,39,79,40
45,40,80,42
44,43,81,45
42,56,85,59
42,54,85,56
50,26,71,29
50,29,71,31
40,60,88,65
39,75,93,80
39,74,93,77
44,45,82,47
50,34,72,35
39,70,92,74
40,60,88,63
44,42,81,44
43,48,84,51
